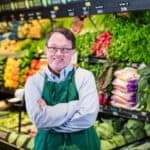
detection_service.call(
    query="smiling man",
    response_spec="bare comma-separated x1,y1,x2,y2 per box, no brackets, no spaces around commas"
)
25,27,100,150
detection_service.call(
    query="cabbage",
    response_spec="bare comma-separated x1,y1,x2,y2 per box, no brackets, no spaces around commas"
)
8,132,18,144
97,122,114,139
126,119,144,130
101,140,116,150
111,134,126,147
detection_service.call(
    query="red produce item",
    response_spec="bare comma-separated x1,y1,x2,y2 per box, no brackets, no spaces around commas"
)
92,32,111,58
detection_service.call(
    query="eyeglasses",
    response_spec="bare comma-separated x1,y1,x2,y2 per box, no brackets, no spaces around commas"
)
46,46,73,54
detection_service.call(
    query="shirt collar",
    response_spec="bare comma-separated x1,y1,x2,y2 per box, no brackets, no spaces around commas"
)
45,63,74,83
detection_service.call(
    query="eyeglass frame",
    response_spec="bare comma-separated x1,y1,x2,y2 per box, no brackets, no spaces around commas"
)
46,43,74,54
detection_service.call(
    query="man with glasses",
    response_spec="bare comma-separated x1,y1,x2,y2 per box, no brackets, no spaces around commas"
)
25,27,100,150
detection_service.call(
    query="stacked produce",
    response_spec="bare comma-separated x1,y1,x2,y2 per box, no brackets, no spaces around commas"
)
0,39,21,54
3,58,20,89
19,39,45,87
0,111,34,150
136,66,150,112
107,11,150,64
92,32,111,58
94,117,148,150
98,61,125,105
21,58,47,84
0,57,6,87
76,31,98,57
111,67,139,109
17,19,51,39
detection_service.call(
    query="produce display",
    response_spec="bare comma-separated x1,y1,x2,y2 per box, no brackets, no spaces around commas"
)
111,67,139,109
136,66,150,112
94,117,149,150
107,11,150,64
17,19,51,39
92,32,111,58
0,39,20,54
21,58,47,84
3,58,21,88
76,31,98,57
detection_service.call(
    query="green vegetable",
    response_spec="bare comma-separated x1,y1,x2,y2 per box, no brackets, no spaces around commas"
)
101,139,116,150
144,122,150,137
126,119,144,130
97,122,114,139
111,134,126,147
8,132,18,144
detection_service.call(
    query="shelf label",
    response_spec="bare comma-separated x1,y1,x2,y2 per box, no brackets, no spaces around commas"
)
19,13,25,21
95,5,104,14
119,2,129,12
28,12,35,19
36,12,42,19
141,111,147,116
50,10,56,18
67,9,74,17
131,114,138,119
82,6,90,15
112,111,119,116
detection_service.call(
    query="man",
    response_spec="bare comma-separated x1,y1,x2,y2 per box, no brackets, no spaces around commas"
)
25,27,100,150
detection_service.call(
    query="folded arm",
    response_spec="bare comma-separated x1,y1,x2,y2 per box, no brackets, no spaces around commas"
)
25,76,78,129
53,72,99,132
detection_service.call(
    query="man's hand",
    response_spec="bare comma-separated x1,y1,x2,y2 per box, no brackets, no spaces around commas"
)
38,98,47,107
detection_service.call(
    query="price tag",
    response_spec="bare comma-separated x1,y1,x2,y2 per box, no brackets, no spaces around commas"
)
50,11,56,18
19,13,25,21
119,2,129,12
96,5,104,14
67,9,74,16
28,12,35,19
131,114,138,119
112,111,118,116
82,1,91,15
82,7,89,15
141,111,147,116
36,12,42,19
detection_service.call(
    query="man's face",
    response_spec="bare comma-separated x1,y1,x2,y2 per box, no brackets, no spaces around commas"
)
45,32,75,73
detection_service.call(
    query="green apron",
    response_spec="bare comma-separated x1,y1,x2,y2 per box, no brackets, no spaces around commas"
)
34,69,100,150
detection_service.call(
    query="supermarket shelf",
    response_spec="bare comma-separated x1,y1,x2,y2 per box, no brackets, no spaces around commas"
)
99,105,150,122
0,0,150,21
0,88,14,96
78,56,106,64
117,138,150,150
0,139,21,150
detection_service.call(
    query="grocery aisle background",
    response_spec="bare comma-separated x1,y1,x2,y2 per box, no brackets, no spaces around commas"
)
0,0,150,149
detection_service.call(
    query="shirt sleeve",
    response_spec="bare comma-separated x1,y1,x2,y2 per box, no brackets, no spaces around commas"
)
53,70,99,133
25,74,78,129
